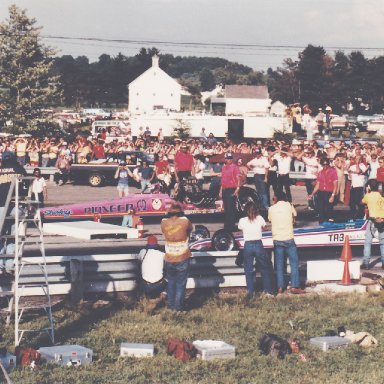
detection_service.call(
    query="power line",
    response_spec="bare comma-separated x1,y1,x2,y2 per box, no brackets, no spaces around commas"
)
41,34,384,52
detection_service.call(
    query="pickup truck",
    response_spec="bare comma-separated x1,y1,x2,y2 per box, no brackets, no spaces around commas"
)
70,151,155,187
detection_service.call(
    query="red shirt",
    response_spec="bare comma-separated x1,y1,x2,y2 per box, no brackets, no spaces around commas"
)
155,159,169,175
377,167,384,182
174,151,194,172
221,163,240,189
93,144,105,159
317,166,338,192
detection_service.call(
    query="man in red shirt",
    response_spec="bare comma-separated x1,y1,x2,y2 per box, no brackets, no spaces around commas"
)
174,143,194,182
93,140,105,160
220,152,241,232
154,153,169,181
376,156,384,192
308,157,338,223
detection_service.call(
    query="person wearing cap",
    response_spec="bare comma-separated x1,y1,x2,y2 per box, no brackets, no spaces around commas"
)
138,235,167,297
114,161,134,198
297,149,320,210
247,149,270,210
308,157,338,223
161,203,193,311
220,152,241,232
174,144,194,182
274,148,293,203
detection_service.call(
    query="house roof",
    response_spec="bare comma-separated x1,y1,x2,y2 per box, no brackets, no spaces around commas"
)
225,85,269,99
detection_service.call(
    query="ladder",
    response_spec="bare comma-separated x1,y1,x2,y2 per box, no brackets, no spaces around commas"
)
0,176,54,346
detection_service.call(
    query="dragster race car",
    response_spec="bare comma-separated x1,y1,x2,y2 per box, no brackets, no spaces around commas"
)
189,219,374,252
40,179,259,221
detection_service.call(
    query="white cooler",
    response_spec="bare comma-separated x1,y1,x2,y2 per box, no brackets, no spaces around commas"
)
120,343,154,357
192,340,236,360
38,345,93,366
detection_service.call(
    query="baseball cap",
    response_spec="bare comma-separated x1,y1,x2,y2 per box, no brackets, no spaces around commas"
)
255,148,262,155
225,152,233,159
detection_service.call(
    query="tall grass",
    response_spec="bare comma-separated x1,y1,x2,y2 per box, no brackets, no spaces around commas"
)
4,290,384,384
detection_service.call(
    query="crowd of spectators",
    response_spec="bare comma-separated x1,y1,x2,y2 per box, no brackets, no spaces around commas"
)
1,129,384,219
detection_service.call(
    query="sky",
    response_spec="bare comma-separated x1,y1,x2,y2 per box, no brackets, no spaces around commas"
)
1,0,384,71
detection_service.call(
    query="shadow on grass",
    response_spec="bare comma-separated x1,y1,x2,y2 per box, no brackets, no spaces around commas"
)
34,294,136,346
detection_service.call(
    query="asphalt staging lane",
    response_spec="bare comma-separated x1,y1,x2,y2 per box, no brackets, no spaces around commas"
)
39,180,369,263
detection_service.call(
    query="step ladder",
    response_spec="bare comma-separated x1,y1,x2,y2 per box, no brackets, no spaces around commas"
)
0,176,54,346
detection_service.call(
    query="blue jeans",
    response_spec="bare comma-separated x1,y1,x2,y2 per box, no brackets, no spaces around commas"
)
121,215,133,227
141,179,151,193
165,259,190,311
140,278,167,297
254,174,269,209
274,239,300,289
363,221,384,265
243,240,273,295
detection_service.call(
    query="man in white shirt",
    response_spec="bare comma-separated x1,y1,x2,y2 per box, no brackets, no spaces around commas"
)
29,168,48,207
348,158,367,219
247,149,270,209
274,148,293,202
368,154,379,180
137,235,166,298
299,150,320,210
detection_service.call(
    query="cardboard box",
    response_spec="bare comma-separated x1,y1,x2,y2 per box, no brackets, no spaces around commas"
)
310,336,351,351
38,345,92,366
192,340,235,360
120,343,154,357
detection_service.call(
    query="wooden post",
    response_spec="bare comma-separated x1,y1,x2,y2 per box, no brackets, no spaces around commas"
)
70,259,84,304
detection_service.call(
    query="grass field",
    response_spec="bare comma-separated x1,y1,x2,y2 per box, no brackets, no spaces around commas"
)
2,289,384,384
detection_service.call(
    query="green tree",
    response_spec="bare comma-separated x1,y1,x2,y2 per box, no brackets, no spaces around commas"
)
199,68,215,91
0,5,61,134
267,58,299,104
297,45,327,108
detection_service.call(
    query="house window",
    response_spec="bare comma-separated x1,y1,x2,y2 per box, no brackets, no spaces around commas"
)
136,93,139,96
153,93,156,96
171,93,173,96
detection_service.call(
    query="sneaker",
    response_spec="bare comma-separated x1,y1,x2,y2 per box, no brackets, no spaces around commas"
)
290,287,306,295
307,207,314,211
361,263,370,270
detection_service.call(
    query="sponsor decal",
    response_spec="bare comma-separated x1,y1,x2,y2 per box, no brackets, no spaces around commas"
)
137,199,147,212
44,209,73,218
152,198,162,211
84,203,133,215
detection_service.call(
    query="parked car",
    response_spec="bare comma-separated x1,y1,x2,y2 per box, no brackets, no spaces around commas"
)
70,151,155,187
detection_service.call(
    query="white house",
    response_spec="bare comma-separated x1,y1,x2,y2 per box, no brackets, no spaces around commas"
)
128,55,182,114
211,85,271,115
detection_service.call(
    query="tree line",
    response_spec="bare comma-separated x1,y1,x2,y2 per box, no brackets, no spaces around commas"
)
1,5,384,135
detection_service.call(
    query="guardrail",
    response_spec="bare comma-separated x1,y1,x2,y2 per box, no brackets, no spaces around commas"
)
0,251,247,298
